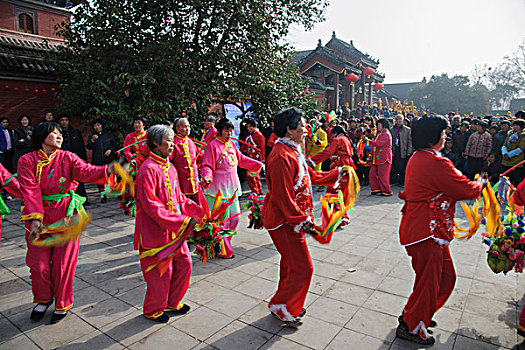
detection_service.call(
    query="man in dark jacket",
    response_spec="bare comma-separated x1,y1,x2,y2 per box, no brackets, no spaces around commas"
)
86,119,117,203
390,114,412,186
58,113,90,204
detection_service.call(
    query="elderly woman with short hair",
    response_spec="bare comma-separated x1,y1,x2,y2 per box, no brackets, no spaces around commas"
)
134,125,205,323
396,115,483,345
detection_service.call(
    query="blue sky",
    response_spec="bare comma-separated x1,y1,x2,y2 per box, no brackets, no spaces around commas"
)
288,0,525,84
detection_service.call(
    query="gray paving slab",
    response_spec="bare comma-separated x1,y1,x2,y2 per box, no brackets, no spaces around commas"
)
0,183,523,349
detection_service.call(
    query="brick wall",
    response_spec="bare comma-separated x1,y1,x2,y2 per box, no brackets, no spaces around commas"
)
0,2,14,30
0,79,58,126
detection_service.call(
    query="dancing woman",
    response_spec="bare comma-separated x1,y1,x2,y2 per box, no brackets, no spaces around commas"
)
135,125,205,323
263,107,345,327
19,122,115,324
201,118,262,258
396,115,483,344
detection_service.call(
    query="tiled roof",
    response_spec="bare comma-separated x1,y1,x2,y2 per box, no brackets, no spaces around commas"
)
0,33,64,79
326,33,378,68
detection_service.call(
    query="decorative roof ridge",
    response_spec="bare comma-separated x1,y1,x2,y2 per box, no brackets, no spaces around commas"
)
0,32,64,51
326,33,379,65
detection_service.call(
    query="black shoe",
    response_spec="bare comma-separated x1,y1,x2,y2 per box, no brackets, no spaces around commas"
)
371,191,381,195
50,311,68,324
146,312,169,323
166,303,190,314
396,320,435,345
30,301,53,322
101,196,107,204
299,308,306,318
283,318,303,328
398,314,437,328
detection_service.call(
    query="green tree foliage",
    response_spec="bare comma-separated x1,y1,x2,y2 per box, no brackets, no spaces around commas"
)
51,0,327,136
408,73,490,115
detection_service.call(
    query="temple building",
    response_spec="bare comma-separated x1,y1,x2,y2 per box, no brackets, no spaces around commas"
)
294,31,384,110
0,0,72,123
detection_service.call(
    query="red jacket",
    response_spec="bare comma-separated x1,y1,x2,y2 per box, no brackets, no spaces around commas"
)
241,130,265,162
514,179,525,206
399,149,482,245
310,135,356,169
263,139,341,232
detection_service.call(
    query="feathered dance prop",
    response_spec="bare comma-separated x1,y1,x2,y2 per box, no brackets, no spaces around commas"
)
454,178,504,239
312,166,360,244
188,189,239,263
102,162,135,198
29,212,92,247
241,194,264,229
356,139,371,166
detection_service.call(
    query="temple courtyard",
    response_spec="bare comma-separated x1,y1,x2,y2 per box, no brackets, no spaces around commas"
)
0,184,523,349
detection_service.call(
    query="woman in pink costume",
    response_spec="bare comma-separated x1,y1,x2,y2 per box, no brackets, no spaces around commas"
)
201,118,263,258
19,122,114,324
135,125,205,323
367,118,393,196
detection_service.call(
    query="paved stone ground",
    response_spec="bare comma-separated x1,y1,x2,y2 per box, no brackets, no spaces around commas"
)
0,183,524,349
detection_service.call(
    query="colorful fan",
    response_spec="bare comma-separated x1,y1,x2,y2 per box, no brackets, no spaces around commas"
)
29,212,92,247
312,166,360,244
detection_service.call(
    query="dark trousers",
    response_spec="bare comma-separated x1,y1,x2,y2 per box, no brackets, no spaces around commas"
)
390,153,407,185
75,182,88,201
465,157,485,180
503,166,525,187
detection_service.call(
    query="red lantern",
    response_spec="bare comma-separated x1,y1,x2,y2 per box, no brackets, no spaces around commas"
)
4,85,9,90
363,67,376,78
24,88,30,92
345,73,359,85
51,88,56,92
13,87,18,91
34,89,39,93
42,89,47,93
373,83,384,91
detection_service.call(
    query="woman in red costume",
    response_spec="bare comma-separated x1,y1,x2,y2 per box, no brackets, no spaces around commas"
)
19,122,115,324
396,115,483,344
122,115,149,171
263,107,345,327
0,163,22,241
135,125,205,323
367,118,392,196
308,125,356,226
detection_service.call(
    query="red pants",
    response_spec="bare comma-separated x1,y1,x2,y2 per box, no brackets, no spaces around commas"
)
139,241,192,318
25,234,80,312
268,224,314,320
247,173,263,195
404,239,456,334
370,163,392,194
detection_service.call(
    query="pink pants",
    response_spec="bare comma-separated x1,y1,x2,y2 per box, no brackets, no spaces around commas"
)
139,241,192,318
370,163,392,194
404,239,456,334
268,224,314,320
25,234,80,312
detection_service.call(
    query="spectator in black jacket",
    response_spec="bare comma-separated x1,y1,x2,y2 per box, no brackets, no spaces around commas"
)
58,113,90,205
452,121,469,171
12,114,34,172
86,119,117,203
